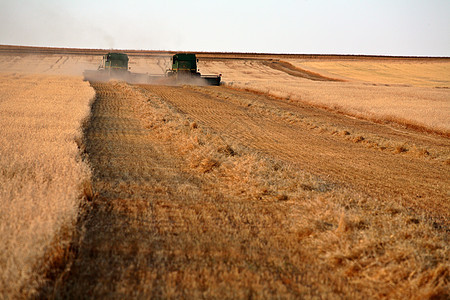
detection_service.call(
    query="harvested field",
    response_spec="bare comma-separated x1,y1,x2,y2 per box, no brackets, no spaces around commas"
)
137,84,449,220
47,82,448,299
0,46,449,299
199,59,450,135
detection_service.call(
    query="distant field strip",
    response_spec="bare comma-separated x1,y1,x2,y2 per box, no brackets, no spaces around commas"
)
0,73,94,298
292,59,450,87
262,60,342,81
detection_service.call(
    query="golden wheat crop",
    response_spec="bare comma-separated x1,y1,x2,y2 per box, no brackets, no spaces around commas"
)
0,73,94,297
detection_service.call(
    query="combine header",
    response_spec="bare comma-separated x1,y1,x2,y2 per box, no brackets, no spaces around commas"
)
84,52,221,86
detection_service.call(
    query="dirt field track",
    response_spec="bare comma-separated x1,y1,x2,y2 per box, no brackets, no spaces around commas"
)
1,46,449,298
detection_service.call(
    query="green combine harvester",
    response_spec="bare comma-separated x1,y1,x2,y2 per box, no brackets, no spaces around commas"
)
166,53,221,86
83,52,136,82
84,52,221,86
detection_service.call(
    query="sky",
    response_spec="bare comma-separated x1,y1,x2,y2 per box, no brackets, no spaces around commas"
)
0,0,449,56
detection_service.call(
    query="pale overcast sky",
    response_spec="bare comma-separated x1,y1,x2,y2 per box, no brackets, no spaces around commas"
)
1,0,449,56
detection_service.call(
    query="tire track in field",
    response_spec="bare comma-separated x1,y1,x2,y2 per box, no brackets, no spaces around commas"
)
139,84,449,222
262,60,343,81
43,55,67,73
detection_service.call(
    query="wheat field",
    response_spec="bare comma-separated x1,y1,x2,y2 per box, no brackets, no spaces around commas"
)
0,73,94,297
0,46,449,298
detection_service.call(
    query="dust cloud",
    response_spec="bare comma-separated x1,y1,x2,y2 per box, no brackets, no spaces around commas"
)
82,69,213,86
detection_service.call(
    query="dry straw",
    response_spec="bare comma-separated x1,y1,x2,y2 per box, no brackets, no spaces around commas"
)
0,73,94,297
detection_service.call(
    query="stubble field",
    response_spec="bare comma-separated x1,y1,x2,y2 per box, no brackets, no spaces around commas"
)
0,45,448,299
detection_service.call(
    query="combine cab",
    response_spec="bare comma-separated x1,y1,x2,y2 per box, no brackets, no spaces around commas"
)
100,53,129,71
166,53,221,86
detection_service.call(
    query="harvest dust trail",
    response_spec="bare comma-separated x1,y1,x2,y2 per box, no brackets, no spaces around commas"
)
140,85,449,222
